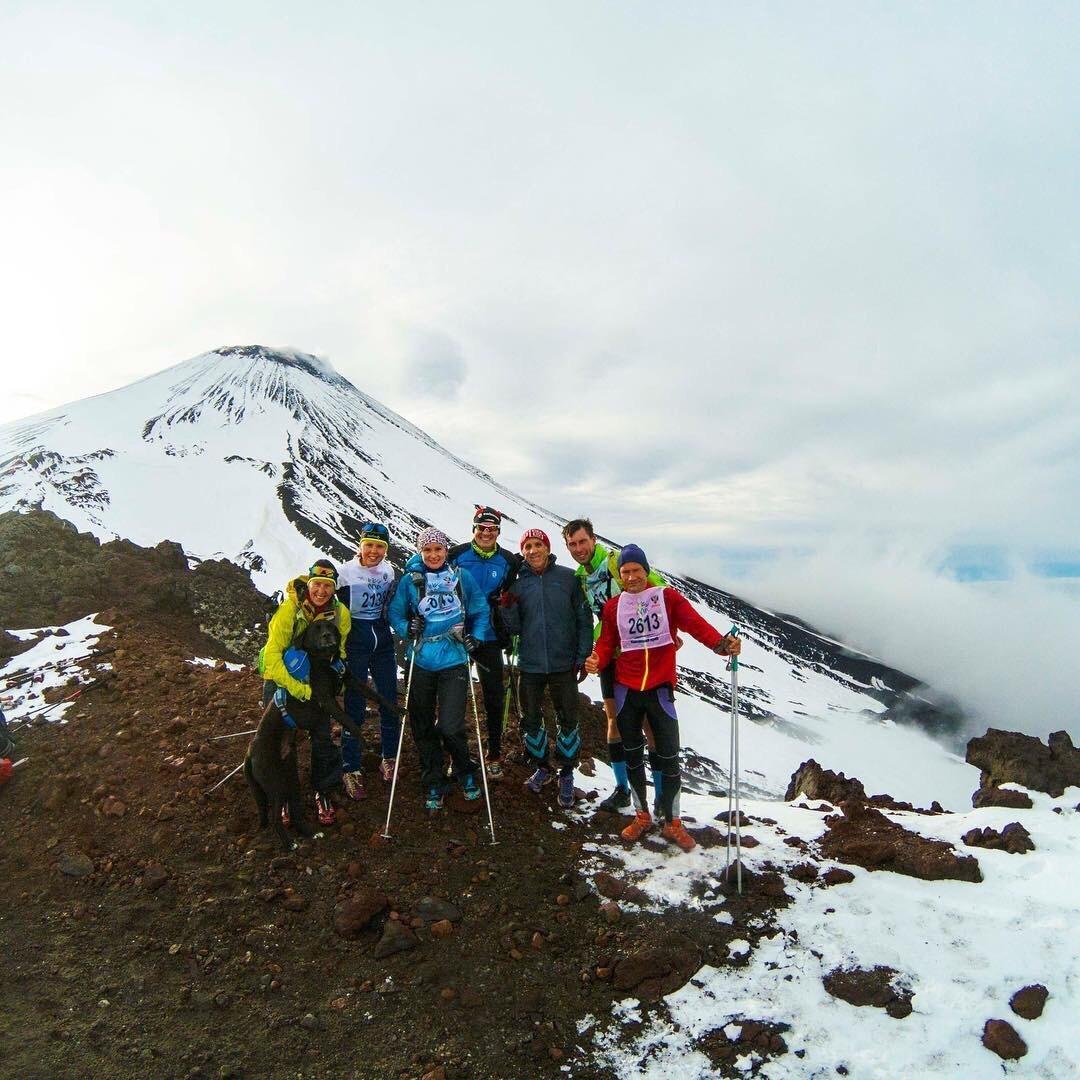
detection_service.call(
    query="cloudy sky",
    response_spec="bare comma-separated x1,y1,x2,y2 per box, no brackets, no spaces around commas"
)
3,2,1078,729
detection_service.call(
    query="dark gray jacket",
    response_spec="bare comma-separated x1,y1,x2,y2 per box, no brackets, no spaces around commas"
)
502,555,593,674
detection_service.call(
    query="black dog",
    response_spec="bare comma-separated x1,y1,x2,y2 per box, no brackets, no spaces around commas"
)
245,620,400,850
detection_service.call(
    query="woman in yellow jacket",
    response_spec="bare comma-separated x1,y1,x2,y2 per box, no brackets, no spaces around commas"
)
261,559,351,824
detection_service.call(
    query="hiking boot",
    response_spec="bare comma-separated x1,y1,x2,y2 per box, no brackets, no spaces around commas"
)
525,766,553,793
621,810,653,843
380,758,396,783
463,774,482,801
557,771,576,809
314,793,336,826
342,770,366,801
485,757,504,782
425,786,445,812
660,818,697,852
598,786,631,813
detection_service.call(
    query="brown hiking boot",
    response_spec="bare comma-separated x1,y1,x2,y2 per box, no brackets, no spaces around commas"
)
660,818,697,852
620,810,653,843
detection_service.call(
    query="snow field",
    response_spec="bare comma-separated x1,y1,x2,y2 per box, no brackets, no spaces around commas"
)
583,787,1080,1078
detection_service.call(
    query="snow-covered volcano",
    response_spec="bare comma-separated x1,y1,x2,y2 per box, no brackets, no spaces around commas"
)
0,346,970,804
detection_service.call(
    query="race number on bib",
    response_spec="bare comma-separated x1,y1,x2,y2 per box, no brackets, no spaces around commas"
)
616,587,673,652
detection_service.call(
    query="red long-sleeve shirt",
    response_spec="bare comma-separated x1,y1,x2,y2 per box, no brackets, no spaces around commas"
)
593,586,724,692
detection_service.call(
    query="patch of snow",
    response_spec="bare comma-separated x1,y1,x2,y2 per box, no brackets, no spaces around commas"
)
585,787,1080,1078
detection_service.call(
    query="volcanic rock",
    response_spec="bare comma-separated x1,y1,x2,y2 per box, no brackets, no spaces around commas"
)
611,935,701,1003
142,864,168,890
820,802,982,882
58,852,94,878
971,785,1033,809
414,897,462,924
1009,984,1049,1020
967,728,1080,797
821,867,856,887
823,965,913,1019
961,823,1034,854
785,760,867,804
373,921,417,959
333,887,389,939
982,1019,1027,1060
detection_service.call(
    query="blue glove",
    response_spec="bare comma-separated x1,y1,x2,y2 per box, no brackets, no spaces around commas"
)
273,687,287,711
330,657,346,676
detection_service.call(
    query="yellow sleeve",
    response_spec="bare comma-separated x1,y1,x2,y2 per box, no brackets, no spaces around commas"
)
336,605,352,660
261,601,312,701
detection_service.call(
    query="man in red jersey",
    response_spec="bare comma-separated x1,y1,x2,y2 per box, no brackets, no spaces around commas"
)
585,544,741,852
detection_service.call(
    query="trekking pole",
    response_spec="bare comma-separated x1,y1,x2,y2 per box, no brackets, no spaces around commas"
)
210,728,258,741
467,659,498,846
205,759,245,795
501,637,519,731
381,647,418,840
723,624,743,894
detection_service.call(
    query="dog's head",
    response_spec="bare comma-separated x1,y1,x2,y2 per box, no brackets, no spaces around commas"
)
299,619,341,662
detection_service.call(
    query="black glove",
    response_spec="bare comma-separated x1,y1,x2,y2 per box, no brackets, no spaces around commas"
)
408,614,425,639
574,664,589,684
463,635,479,656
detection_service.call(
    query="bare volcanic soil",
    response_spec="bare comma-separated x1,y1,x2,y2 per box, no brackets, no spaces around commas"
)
0,608,784,1079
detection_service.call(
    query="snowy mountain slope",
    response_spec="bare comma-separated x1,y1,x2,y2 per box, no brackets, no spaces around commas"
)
0,346,967,804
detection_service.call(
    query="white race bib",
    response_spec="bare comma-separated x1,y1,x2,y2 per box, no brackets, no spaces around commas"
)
616,587,673,652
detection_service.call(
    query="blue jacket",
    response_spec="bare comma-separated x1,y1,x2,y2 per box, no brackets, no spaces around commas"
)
388,554,488,672
448,542,521,643
501,555,593,674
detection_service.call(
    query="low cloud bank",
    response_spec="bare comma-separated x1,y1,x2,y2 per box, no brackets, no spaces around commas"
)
735,543,1080,743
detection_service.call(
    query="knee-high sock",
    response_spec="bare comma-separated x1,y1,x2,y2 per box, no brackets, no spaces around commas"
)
608,740,629,790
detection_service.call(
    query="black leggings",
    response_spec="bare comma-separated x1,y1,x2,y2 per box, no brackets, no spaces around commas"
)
472,641,505,759
614,684,680,821
519,670,580,773
407,665,476,789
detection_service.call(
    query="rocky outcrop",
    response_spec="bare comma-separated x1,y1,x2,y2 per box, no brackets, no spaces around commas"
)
962,823,1034,854
820,802,982,882
967,728,1080,798
785,760,867,804
786,759,945,814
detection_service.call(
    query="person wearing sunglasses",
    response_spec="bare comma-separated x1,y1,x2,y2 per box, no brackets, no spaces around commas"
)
448,506,521,779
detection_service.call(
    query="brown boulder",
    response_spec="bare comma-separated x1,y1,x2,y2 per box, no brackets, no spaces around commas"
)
785,760,866,804
333,887,389,939
820,802,982,882
823,965,913,1019
961,822,1034,854
971,785,1033,809
967,728,1080,797
1009,984,1049,1020
982,1019,1027,1060
611,934,701,1003
821,867,856,887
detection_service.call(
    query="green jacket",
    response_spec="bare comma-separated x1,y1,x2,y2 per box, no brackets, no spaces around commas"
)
574,543,665,639
261,576,351,701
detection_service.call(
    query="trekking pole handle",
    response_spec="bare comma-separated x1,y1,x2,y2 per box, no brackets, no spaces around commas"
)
727,624,740,672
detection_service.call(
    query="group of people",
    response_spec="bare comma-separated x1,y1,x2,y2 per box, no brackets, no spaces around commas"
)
259,507,741,852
